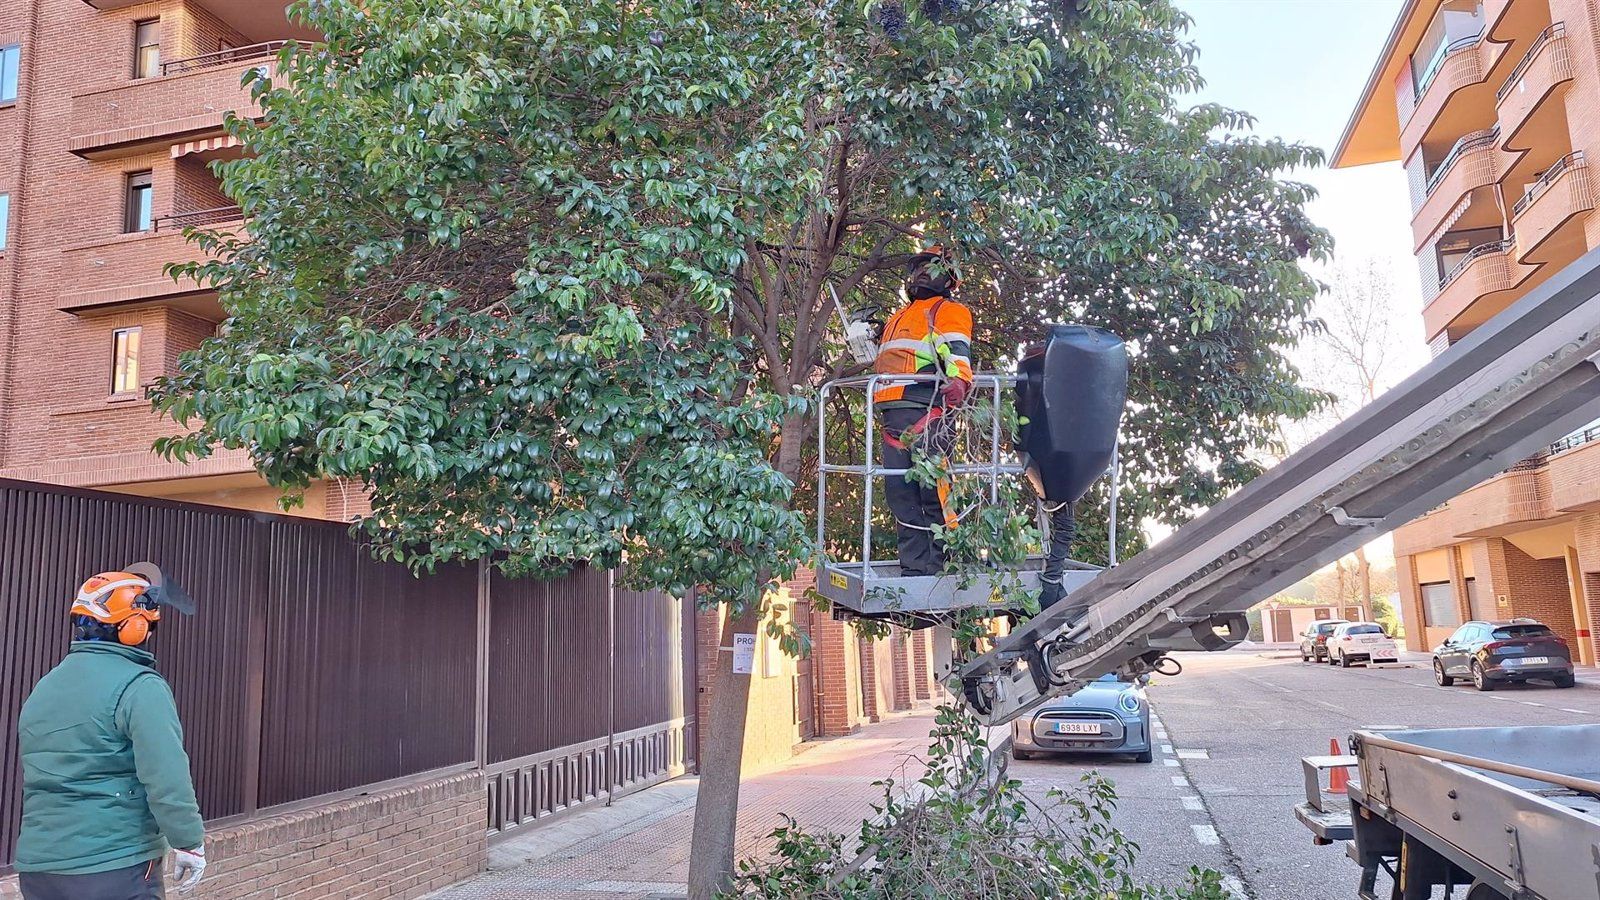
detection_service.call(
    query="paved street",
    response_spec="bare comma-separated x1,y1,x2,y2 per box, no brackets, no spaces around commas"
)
1009,649,1600,899
431,649,1599,900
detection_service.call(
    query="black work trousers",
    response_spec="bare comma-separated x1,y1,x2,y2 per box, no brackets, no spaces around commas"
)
880,405,955,576
20,860,165,900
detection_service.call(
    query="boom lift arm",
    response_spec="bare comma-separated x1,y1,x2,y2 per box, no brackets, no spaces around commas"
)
960,245,1600,726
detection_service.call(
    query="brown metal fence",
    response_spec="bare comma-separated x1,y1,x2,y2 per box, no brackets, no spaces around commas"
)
0,478,695,868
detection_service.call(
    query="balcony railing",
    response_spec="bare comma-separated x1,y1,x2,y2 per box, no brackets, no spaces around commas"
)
1425,127,1499,196
153,205,243,232
1440,238,1513,290
1513,151,1585,216
1548,423,1600,455
160,41,287,77
1416,33,1483,99
1497,23,1565,103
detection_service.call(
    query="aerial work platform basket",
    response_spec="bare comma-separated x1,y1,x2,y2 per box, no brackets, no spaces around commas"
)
815,325,1128,623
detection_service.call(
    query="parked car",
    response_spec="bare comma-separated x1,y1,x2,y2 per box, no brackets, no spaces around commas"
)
1326,621,1398,668
1011,673,1153,763
1432,619,1576,691
1298,618,1349,662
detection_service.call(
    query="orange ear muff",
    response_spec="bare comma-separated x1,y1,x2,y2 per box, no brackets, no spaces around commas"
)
117,610,157,646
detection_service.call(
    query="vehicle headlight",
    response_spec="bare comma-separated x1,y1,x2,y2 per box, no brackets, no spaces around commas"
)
1118,691,1141,714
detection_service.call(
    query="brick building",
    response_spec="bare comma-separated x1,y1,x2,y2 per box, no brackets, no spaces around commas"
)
1336,0,1600,661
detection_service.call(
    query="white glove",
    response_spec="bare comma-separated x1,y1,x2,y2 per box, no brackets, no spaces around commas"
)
173,846,207,892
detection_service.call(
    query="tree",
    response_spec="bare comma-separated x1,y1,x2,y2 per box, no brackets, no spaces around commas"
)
152,0,1328,894
1297,256,1417,621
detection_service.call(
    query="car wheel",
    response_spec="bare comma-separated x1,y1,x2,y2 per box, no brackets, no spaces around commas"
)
1471,661,1494,692
1434,659,1454,686
1011,746,1033,761
1135,749,1154,763
1339,651,1352,668
1300,648,1310,662
1555,673,1577,689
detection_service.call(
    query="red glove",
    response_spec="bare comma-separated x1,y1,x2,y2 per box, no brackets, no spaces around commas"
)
940,378,971,408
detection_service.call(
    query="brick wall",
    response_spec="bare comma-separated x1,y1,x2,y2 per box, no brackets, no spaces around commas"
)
0,770,485,900
1499,541,1580,645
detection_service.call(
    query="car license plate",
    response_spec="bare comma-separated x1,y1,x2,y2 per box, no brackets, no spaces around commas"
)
1515,656,1549,666
1054,722,1101,735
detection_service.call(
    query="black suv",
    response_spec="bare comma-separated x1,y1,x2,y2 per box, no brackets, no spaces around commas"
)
1432,619,1575,691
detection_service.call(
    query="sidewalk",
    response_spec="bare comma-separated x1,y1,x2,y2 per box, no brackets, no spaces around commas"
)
429,712,940,900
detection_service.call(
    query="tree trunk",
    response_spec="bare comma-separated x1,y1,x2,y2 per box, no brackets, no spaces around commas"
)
1334,560,1347,612
686,413,809,899
1355,545,1373,622
686,602,763,899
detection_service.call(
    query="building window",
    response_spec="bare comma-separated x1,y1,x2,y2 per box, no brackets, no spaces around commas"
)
0,45,19,104
1420,581,1460,628
0,193,9,251
111,327,142,395
125,171,153,233
134,19,160,79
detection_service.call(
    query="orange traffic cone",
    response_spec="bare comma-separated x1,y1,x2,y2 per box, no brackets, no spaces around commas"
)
1328,738,1350,795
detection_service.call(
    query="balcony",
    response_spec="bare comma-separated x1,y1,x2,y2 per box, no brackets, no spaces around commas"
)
1486,0,1554,45
1511,152,1594,261
1401,33,1502,156
56,214,242,315
1413,128,1499,250
1497,24,1572,152
1547,426,1600,512
68,43,280,160
79,0,321,41
1423,239,1523,339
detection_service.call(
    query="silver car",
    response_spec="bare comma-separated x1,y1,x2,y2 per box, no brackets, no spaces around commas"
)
1010,673,1154,763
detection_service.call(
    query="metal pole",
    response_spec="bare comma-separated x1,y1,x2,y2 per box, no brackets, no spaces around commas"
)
817,381,828,557
1108,440,1120,566
474,558,491,769
604,566,617,807
989,376,1002,504
863,376,878,580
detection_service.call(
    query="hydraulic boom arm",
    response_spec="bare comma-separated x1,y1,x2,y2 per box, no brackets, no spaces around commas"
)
960,245,1600,726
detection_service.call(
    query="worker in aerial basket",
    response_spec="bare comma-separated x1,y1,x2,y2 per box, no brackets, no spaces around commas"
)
873,244,975,576
15,565,208,899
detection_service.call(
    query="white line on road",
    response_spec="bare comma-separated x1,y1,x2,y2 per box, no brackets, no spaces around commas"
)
1562,708,1587,714
1176,748,1210,759
1222,875,1247,899
1171,775,1188,786
1164,758,1180,767
1192,824,1220,845
1519,701,1546,707
1181,795,1204,811
1161,743,1175,754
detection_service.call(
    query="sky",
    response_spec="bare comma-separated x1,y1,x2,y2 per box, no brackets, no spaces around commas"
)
1151,1,1422,567
1177,0,1428,366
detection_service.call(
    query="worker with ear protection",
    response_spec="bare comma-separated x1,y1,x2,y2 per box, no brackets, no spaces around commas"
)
15,565,207,899
872,244,975,575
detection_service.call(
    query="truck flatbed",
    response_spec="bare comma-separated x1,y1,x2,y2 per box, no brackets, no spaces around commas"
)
1298,724,1600,900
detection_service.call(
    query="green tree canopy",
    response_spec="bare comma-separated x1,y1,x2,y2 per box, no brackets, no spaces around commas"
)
154,0,1327,602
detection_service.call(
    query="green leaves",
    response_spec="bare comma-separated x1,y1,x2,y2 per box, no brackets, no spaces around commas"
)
153,0,1325,619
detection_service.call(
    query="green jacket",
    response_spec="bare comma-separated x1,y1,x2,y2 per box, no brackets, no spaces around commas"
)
15,642,205,874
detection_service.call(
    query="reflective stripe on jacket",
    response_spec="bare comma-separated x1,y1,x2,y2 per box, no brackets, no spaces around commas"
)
872,296,974,409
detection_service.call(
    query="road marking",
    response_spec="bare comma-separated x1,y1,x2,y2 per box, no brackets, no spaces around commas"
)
1519,701,1546,708
1561,708,1586,714
1164,759,1180,767
1171,775,1188,786
1181,795,1203,811
1192,824,1220,845
1176,748,1210,759
1161,743,1175,754
1222,875,1247,899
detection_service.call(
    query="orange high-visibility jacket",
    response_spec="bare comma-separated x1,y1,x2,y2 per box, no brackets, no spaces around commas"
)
872,295,974,409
